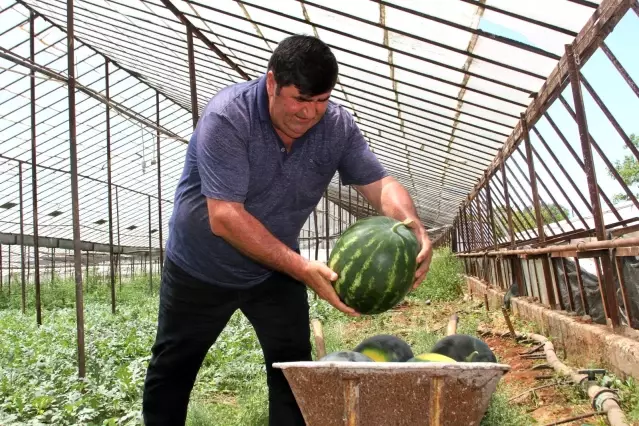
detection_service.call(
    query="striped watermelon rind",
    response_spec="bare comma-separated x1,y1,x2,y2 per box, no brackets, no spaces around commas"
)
328,216,419,315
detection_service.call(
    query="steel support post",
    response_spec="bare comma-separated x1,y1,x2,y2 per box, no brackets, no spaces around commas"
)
67,0,86,377
29,12,42,325
566,43,619,327
187,28,199,129
105,59,116,314
19,162,26,314
155,91,164,270
148,195,153,292
325,190,330,256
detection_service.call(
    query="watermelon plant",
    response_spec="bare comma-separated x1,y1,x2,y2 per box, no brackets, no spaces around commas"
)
328,216,419,315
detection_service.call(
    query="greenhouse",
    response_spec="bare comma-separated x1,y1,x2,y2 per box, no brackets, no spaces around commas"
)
1,0,639,424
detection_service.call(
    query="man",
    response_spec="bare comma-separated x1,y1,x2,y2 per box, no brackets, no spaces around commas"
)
142,34,432,425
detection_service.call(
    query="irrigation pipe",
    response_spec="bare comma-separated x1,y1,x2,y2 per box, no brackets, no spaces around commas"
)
478,326,630,426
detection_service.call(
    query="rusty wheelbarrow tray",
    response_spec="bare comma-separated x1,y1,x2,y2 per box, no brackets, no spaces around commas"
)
273,361,510,426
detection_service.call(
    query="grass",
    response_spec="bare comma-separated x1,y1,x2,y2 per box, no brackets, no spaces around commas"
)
4,249,633,425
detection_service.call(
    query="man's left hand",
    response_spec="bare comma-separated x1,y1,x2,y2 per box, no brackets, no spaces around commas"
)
404,221,433,289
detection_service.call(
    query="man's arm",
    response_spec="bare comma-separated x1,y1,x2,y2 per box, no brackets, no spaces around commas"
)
207,199,358,316
354,176,433,288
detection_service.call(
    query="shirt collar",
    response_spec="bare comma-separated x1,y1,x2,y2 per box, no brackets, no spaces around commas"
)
256,74,270,122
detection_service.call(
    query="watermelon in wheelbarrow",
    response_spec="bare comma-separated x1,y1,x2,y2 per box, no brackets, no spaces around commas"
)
273,361,509,426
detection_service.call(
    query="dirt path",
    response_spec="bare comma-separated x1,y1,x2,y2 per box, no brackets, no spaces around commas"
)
484,334,597,426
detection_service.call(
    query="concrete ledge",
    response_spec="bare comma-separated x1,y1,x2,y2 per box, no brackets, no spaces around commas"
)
467,276,639,380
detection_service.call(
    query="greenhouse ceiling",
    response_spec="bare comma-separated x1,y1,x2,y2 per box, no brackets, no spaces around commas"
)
0,0,637,251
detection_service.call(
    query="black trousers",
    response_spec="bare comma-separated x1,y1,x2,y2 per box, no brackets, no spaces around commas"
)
142,257,311,426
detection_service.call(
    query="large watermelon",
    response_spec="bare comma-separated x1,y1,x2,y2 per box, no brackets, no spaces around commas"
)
319,351,374,362
430,335,497,363
407,353,456,363
353,334,414,362
328,216,419,315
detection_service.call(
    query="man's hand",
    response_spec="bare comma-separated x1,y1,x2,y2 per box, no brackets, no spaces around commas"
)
300,261,360,317
405,221,433,289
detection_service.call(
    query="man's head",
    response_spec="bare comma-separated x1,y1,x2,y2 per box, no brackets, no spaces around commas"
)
266,35,338,141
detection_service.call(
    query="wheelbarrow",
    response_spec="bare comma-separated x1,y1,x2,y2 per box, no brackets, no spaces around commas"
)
273,316,510,425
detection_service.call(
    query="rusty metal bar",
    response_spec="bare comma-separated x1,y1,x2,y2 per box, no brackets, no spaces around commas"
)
462,206,471,252
529,136,588,227
566,42,619,326
476,197,486,249
105,59,116,315
313,208,319,260
325,191,330,256
491,176,540,242
500,162,516,246
614,256,633,326
532,125,593,217
477,190,499,248
559,95,639,210
161,0,250,80
550,258,566,311
148,195,153,292
543,112,622,221
464,0,634,204
155,91,164,271
338,179,343,234
459,208,467,252
600,42,639,99
486,183,498,250
67,0,86,378
51,248,55,284
512,147,570,233
29,11,42,325
498,166,539,237
115,186,121,289
186,28,199,129
581,73,639,161
19,162,26,314
593,257,611,321
561,258,575,312
0,245,2,292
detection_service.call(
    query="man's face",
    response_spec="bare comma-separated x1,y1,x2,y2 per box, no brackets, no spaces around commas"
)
266,71,331,141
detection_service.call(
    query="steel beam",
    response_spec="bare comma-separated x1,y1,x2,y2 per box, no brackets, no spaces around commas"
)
67,0,87,378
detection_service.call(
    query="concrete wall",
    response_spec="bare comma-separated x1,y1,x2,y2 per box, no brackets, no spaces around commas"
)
467,276,639,380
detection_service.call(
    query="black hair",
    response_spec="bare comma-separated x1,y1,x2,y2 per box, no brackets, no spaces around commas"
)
267,34,338,97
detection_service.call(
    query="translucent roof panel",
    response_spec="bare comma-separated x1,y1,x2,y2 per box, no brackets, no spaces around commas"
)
2,0,612,236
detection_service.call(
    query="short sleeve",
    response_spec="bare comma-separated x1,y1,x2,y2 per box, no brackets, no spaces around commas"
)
196,112,249,202
337,116,387,186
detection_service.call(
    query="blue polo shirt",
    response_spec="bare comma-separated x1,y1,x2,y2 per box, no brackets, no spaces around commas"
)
165,75,387,287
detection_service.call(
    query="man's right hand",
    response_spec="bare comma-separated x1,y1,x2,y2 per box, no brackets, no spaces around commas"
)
300,261,360,317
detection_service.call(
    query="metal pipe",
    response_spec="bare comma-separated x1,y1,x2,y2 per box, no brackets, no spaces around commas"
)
186,28,199,129
115,186,121,289
105,59,116,315
155,91,164,271
19,162,26,314
67,0,86,378
313,208,319,260
566,43,619,326
30,11,42,325
457,236,639,257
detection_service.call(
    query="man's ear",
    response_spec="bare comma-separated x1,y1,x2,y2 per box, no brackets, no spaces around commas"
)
266,70,276,97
